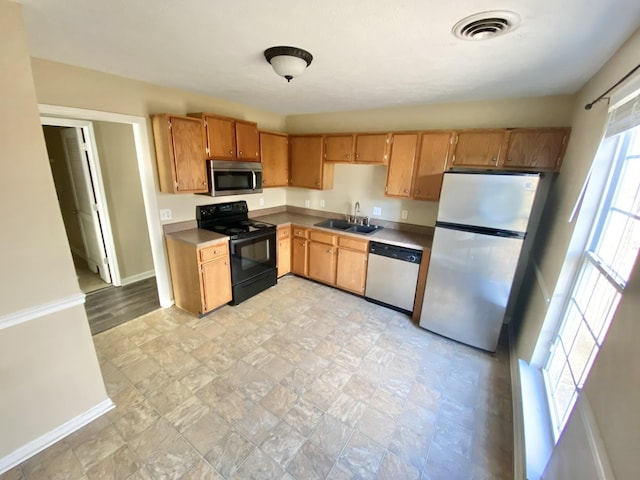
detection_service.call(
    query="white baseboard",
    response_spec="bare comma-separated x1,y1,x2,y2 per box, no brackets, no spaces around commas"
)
509,324,526,480
0,293,85,331
0,398,114,474
121,270,155,286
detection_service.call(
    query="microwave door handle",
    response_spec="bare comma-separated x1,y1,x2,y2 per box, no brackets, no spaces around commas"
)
251,170,257,190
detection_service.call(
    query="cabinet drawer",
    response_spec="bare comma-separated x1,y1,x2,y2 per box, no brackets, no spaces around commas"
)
310,230,337,245
199,242,229,262
277,226,291,239
293,227,309,238
338,236,368,252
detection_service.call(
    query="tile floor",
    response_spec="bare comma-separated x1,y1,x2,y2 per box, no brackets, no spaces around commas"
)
2,275,513,480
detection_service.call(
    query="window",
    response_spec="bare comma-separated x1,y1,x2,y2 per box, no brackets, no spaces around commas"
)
543,125,640,437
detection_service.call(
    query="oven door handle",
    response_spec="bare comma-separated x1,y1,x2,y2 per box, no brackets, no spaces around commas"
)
251,170,257,190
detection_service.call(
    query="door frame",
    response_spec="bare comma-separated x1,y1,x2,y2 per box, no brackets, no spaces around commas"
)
42,118,118,285
39,104,173,308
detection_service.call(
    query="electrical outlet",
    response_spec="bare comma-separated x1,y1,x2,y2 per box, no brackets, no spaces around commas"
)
304,200,310,208
372,206,382,216
401,209,408,220
259,197,264,206
160,209,172,221
320,199,325,208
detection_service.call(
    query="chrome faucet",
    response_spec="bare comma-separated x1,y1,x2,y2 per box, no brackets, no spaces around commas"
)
354,201,361,224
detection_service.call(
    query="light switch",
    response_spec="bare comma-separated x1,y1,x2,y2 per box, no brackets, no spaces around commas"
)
401,210,408,220
372,206,382,216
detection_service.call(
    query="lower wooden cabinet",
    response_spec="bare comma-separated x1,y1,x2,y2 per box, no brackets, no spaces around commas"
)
277,225,291,277
291,225,369,295
166,237,232,315
291,227,309,276
308,232,337,285
336,236,368,294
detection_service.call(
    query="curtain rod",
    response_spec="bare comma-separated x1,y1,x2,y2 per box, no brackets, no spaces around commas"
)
584,63,640,110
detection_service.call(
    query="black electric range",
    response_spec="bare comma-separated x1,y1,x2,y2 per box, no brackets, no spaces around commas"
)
196,201,277,305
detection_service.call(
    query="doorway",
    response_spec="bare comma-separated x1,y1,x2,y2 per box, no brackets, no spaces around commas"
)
42,121,117,293
38,104,173,312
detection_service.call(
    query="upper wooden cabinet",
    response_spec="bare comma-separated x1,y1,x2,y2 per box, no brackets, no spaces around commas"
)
189,113,260,162
260,131,289,187
385,133,419,198
289,135,334,190
151,114,208,194
504,128,570,171
354,133,390,164
324,134,354,162
449,130,509,168
235,120,260,161
385,131,453,201
412,131,455,201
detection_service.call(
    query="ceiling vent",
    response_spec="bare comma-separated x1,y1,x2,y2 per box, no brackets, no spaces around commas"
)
452,11,521,40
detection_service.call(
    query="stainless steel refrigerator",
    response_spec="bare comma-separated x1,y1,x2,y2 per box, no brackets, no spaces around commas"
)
419,171,542,352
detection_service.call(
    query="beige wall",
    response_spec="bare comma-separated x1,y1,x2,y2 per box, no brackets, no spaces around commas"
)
31,58,288,224
511,28,640,479
92,121,154,280
31,58,577,227
286,95,575,133
286,96,575,225
0,0,107,462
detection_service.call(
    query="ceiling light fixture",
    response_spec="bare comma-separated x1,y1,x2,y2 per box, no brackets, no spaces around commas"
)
264,46,313,83
452,11,521,40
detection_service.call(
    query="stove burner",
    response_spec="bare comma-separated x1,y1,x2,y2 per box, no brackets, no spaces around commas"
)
226,228,245,235
251,223,270,229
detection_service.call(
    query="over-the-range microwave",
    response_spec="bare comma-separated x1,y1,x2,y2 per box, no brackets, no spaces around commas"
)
205,160,263,197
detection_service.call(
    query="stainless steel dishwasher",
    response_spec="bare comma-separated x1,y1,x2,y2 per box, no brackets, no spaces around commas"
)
365,241,422,314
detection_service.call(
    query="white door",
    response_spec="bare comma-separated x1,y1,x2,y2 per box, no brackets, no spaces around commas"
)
62,127,112,283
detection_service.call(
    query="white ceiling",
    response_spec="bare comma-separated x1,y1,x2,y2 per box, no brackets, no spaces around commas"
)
18,0,640,115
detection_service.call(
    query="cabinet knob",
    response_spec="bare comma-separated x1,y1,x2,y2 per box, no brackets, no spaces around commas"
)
415,189,420,194
355,154,360,159
315,181,320,186
346,154,350,159
229,150,234,155
492,157,498,164
404,189,409,193
239,151,243,156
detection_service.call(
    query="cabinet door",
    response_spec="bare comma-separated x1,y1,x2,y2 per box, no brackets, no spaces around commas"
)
308,241,336,285
325,135,354,162
385,133,418,198
236,120,260,161
290,136,325,189
450,130,507,168
412,131,454,201
260,132,289,187
291,237,308,276
205,115,236,159
277,226,291,277
504,128,570,171
169,116,208,193
200,255,232,313
354,133,390,164
336,248,367,295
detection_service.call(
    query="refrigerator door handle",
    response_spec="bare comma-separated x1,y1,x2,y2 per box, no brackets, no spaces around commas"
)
435,221,526,239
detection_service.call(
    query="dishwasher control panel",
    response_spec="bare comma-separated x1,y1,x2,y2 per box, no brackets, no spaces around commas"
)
369,242,422,264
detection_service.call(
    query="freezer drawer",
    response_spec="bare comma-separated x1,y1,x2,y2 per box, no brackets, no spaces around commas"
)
438,172,539,233
419,226,523,351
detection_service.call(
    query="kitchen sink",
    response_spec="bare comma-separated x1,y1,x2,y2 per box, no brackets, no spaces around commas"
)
314,219,352,230
314,218,383,235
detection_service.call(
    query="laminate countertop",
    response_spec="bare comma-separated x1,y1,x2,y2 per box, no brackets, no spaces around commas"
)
165,228,229,247
253,212,433,251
